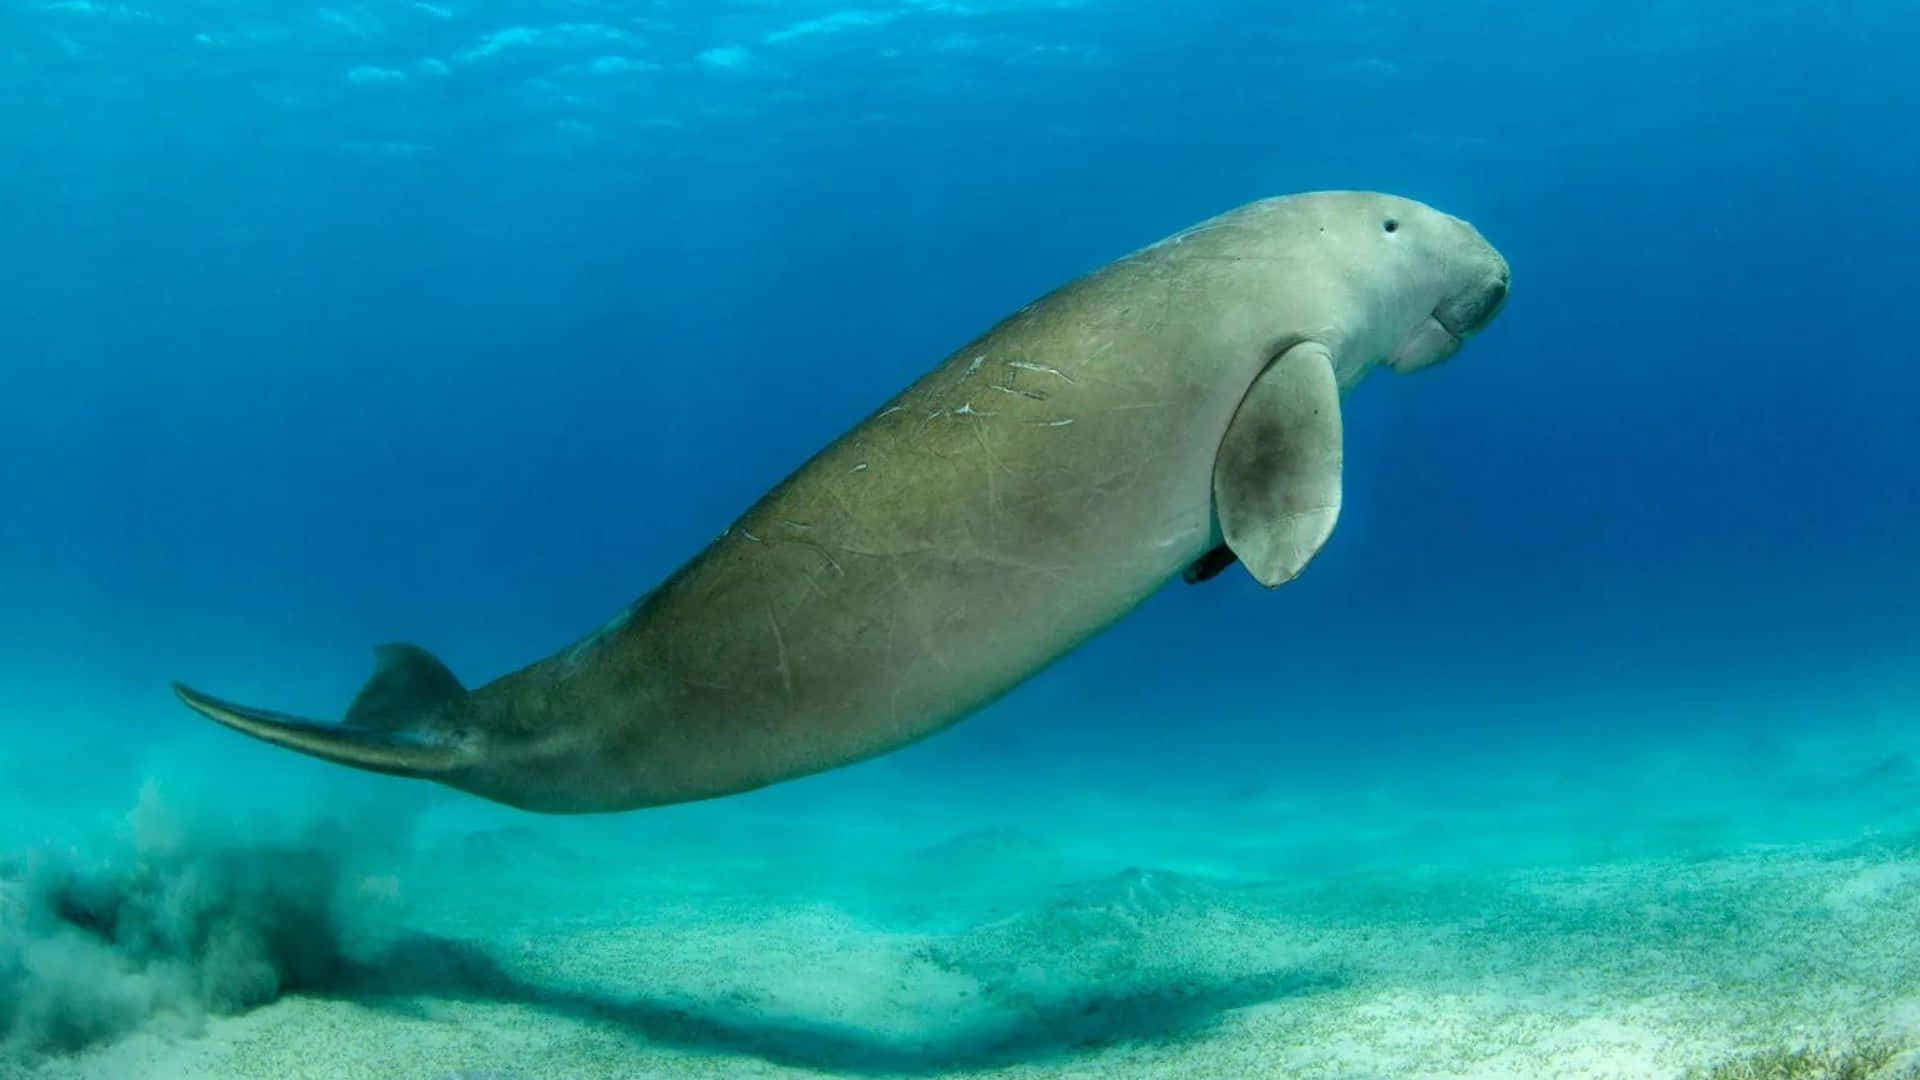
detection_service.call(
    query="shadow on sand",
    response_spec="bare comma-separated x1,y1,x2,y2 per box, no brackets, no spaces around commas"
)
326,931,1337,1075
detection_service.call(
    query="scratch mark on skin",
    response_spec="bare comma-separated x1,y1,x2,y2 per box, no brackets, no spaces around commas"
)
1007,360,1076,383
815,540,941,559
739,527,762,542
970,550,1084,589
1180,254,1284,264
1034,418,1076,427
954,402,993,417
750,515,848,585
989,383,1046,401
889,563,954,674
877,405,906,419
968,419,1012,537
766,604,794,704
965,353,986,374
817,472,868,528
788,537,846,581
559,603,636,672
884,605,904,726
814,547,845,577
974,438,1017,477
1142,222,1226,251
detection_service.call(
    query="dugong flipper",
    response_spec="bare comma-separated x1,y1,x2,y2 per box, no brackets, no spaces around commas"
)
174,191,1510,813
1211,340,1345,587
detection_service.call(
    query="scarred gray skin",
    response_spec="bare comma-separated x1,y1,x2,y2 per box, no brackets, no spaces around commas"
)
174,191,1509,813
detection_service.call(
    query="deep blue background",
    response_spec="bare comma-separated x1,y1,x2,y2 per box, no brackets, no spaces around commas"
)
3,2,1915,783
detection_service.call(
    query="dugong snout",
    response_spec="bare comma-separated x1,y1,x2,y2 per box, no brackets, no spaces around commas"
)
1435,214,1511,341
1386,216,1510,374
1435,272,1508,340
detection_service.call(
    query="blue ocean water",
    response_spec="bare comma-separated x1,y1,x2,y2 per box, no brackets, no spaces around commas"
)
4,2,1919,1076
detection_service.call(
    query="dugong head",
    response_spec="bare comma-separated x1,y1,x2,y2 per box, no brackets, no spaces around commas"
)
1280,191,1511,382
1383,204,1510,375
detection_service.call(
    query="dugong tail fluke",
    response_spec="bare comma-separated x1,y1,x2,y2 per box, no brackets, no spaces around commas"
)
171,643,470,779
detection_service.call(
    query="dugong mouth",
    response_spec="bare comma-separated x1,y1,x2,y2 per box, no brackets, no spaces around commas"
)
1433,274,1510,340
1388,271,1510,375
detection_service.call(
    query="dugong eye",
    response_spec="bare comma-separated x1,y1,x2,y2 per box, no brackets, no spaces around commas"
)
1382,218,1400,233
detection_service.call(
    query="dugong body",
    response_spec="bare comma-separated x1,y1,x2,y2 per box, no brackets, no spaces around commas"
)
175,191,1510,813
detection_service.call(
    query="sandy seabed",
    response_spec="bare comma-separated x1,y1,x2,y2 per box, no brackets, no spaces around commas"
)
5,719,1920,1080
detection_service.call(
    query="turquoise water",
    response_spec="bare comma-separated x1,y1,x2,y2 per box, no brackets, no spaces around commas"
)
5,2,1920,1077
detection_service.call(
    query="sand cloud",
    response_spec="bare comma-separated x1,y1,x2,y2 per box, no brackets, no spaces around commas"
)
0,781,405,1061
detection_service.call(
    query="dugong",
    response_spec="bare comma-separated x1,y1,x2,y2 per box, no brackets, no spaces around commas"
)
175,191,1510,813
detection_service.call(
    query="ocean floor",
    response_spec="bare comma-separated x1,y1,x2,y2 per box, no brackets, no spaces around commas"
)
5,707,1920,1080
